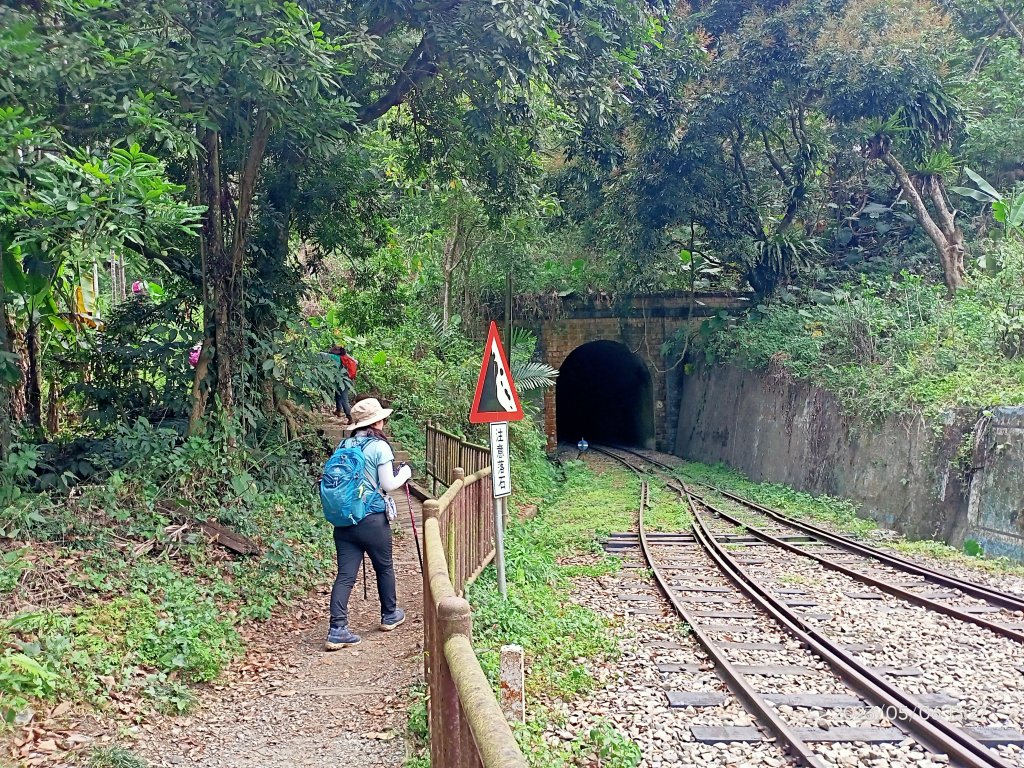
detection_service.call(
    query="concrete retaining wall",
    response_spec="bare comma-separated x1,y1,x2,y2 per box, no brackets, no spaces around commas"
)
673,363,1024,559
967,407,1024,559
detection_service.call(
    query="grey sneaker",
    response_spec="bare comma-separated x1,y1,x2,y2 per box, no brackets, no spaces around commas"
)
380,608,406,632
324,626,361,651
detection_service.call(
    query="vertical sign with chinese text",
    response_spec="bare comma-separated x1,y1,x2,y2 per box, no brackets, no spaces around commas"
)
489,422,511,498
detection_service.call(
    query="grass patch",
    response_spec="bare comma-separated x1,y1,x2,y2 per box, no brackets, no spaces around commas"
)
467,460,642,766
643,483,691,532
777,573,811,585
677,461,874,537
509,709,643,768
403,683,429,768
87,746,147,768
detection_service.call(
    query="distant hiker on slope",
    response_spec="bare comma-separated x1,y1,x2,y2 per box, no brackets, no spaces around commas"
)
327,344,358,422
320,398,412,650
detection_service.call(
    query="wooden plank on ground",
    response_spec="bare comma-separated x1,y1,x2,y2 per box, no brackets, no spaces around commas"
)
690,726,762,743
794,727,904,743
962,727,1024,746
666,691,729,708
762,694,863,708
733,664,817,676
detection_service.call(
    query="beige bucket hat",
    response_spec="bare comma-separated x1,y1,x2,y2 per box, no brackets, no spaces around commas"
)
344,397,394,431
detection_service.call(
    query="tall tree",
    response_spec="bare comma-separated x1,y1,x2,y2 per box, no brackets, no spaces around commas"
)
1,0,667,434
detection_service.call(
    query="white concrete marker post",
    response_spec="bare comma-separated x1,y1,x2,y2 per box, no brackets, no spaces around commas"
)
499,644,526,722
489,421,511,599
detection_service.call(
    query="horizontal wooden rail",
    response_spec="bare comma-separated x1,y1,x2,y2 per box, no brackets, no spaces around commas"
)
423,461,525,767
445,634,527,768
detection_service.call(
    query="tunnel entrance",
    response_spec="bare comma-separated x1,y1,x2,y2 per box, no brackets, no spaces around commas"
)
556,340,655,449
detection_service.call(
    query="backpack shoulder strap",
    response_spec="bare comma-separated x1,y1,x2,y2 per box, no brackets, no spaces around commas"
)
354,436,384,498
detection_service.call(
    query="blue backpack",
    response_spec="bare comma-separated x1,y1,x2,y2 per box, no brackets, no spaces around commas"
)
320,436,381,527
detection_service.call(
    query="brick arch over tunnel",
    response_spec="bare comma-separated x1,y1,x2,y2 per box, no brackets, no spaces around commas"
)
556,340,655,449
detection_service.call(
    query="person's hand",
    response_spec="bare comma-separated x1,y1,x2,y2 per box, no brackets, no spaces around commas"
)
400,461,415,477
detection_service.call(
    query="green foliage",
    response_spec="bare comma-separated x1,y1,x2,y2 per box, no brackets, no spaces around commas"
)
578,723,643,768
699,261,1024,420
0,443,41,516
123,565,240,683
951,170,1024,255
963,538,984,558
469,464,627,701
0,434,332,725
87,746,147,768
468,463,629,748
404,684,430,768
509,417,556,503
643,482,691,533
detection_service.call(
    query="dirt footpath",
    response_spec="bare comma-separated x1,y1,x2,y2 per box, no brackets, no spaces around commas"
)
134,522,424,768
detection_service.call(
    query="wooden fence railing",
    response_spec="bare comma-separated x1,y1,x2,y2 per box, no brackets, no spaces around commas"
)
423,466,527,768
425,422,490,492
438,467,496,595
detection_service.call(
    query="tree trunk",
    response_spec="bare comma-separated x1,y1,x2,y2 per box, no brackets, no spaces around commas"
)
880,152,966,294
190,127,227,430
461,245,474,320
0,259,11,460
926,179,967,291
45,375,59,435
440,214,463,326
24,314,41,429
6,316,27,429
188,339,211,436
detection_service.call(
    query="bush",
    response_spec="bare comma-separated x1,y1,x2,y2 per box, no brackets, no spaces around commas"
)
702,256,1024,420
0,426,332,725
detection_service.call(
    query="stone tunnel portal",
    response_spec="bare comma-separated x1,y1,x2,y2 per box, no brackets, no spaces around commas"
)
556,340,655,449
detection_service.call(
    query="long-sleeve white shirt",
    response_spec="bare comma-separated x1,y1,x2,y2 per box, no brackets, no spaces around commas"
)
378,461,412,492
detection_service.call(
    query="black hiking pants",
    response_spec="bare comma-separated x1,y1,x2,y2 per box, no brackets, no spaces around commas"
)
335,388,352,420
330,512,397,629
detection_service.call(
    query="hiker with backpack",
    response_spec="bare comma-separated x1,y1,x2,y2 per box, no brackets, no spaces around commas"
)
328,344,358,422
320,398,412,650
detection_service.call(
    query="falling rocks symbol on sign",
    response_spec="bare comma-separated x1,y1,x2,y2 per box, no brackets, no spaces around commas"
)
481,340,515,413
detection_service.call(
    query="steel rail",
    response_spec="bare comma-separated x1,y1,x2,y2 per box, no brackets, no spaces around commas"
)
606,444,1024,614
620,442,1024,641
595,445,1015,768
697,482,1024,614
692,491,1024,643
634,479,829,768
684,489,1014,768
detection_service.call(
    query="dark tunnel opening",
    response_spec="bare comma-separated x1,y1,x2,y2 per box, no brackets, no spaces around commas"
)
556,340,655,449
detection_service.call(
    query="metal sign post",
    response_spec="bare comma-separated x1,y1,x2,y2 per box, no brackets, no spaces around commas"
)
470,322,524,601
490,421,511,598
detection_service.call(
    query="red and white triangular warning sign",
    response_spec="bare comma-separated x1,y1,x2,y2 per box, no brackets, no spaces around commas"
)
469,321,524,424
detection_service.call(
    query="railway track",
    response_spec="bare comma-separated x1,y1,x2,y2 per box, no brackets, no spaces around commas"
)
592,444,1024,768
627,445,1024,638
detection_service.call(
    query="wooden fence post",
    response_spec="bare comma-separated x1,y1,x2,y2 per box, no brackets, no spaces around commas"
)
422,497,440,765
438,594,473,767
499,645,526,723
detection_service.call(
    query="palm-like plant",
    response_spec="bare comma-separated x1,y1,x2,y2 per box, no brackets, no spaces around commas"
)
745,228,825,296
509,327,558,392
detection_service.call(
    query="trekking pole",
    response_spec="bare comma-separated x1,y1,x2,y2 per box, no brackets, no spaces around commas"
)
362,555,368,600
405,483,423,574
